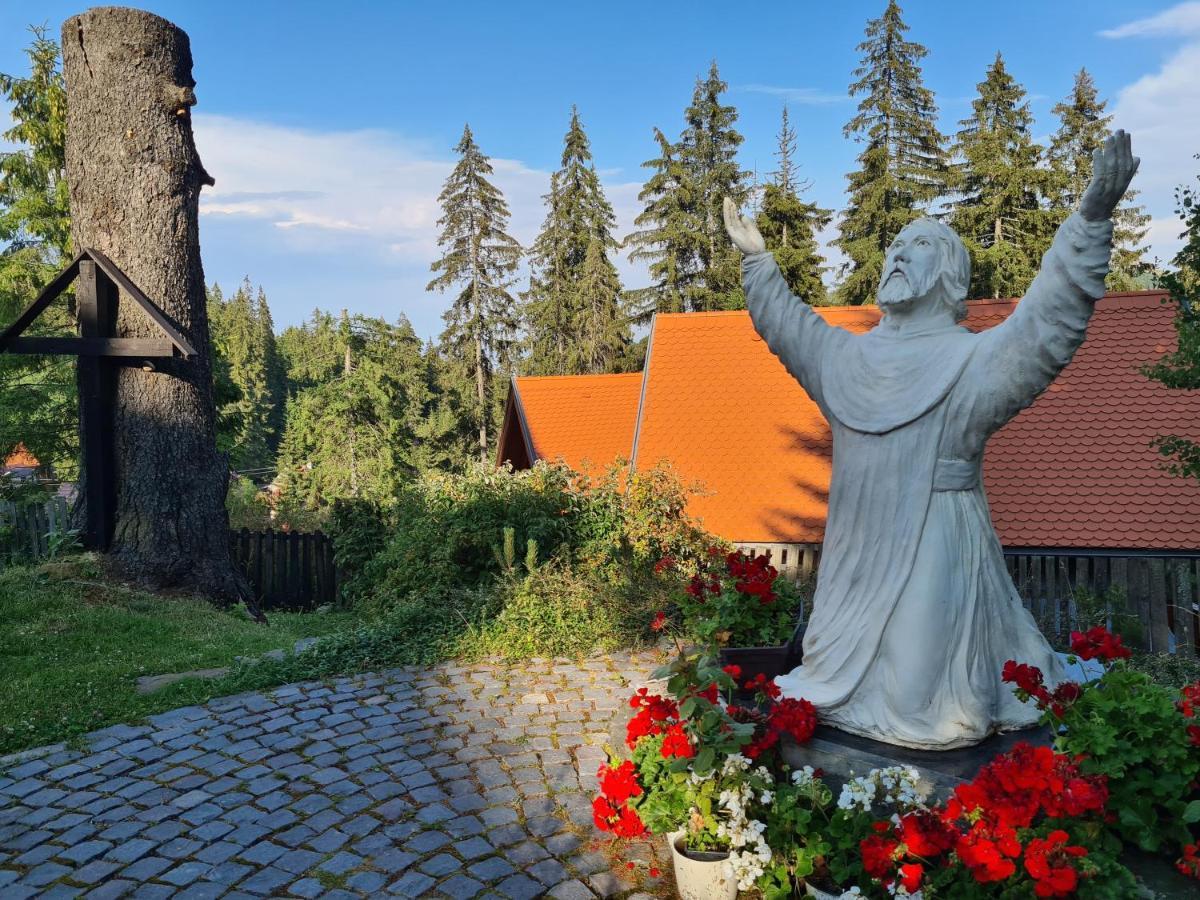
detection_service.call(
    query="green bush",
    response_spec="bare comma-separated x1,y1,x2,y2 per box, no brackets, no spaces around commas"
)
466,561,672,660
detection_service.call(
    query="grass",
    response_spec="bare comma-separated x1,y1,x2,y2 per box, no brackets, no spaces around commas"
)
0,554,354,756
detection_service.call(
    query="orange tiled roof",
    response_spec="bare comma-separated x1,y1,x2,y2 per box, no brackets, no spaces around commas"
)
512,372,644,473
2,443,39,469
505,292,1200,551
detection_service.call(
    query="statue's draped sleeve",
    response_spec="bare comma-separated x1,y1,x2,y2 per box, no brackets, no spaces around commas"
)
966,212,1115,438
742,251,841,410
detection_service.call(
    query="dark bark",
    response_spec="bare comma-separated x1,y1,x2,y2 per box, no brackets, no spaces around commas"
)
62,7,253,605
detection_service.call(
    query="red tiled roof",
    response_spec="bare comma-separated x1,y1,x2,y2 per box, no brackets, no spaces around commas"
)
511,372,644,473
502,292,1200,551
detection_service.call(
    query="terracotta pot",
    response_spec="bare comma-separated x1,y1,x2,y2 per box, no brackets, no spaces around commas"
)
667,830,738,900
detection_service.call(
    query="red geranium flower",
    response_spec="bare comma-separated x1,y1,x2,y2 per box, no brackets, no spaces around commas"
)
1024,830,1087,898
625,689,678,749
767,697,818,745
898,862,924,893
650,611,667,631
1188,724,1200,748
653,556,675,574
1069,625,1132,662
1002,659,1049,703
955,819,1021,883
743,673,782,700
1178,682,1200,718
898,810,957,858
660,723,694,759
722,664,742,679
860,833,902,879
612,803,646,838
1178,843,1200,879
597,760,642,805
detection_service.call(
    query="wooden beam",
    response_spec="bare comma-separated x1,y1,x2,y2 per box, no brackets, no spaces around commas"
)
86,248,197,358
77,260,117,551
0,252,85,351
5,336,177,357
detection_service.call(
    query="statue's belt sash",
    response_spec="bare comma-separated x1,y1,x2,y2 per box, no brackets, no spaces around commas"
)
933,457,980,492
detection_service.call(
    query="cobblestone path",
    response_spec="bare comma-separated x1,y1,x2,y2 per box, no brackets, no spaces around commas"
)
0,651,675,899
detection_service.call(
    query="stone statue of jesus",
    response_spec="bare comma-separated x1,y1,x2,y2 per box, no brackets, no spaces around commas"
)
723,131,1140,750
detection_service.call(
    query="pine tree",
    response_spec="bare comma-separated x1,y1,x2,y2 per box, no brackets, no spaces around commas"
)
951,53,1056,299
1049,69,1150,290
427,125,521,461
523,107,627,374
836,1,947,305
756,106,832,302
678,62,752,311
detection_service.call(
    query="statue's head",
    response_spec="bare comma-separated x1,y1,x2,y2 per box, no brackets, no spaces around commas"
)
877,218,970,323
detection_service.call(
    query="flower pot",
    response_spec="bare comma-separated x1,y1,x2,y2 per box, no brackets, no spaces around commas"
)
805,882,847,900
667,830,738,900
718,644,794,681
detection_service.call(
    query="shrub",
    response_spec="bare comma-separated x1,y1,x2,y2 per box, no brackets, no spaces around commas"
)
225,475,273,531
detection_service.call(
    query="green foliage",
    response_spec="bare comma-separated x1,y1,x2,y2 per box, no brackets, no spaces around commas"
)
674,553,808,649
523,108,629,375
469,558,663,659
428,125,522,461
1144,156,1200,482
628,62,751,318
950,53,1056,300
1128,651,1200,691
1047,663,1200,853
1048,69,1150,290
0,29,76,480
225,475,272,531
207,279,284,471
835,1,948,306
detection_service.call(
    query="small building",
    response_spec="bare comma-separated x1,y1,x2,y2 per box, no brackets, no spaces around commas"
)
498,291,1200,627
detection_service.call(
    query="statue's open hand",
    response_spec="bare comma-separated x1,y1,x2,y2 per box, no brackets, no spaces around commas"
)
1080,129,1140,223
723,197,766,255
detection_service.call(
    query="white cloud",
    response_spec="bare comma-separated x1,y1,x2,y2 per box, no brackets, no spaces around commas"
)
738,84,845,105
1100,1,1200,38
1103,3,1200,263
191,114,647,334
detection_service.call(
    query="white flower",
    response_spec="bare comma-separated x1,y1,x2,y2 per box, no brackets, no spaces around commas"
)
837,889,863,899
760,789,774,804
791,765,818,787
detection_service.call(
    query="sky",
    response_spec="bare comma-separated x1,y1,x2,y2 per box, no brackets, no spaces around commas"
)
2,0,1199,338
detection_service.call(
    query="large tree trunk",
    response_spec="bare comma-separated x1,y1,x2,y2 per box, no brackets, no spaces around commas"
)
62,7,251,603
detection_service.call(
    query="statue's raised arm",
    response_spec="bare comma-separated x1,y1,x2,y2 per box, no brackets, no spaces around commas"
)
970,130,1140,434
724,197,840,407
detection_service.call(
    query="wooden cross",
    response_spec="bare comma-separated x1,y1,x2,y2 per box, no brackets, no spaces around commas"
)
0,250,195,550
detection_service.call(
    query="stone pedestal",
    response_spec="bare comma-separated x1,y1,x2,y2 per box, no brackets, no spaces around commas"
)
781,724,1054,802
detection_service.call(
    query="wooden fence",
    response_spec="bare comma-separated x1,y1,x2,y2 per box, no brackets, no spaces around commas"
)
229,528,337,611
1,500,337,610
0,496,72,566
737,541,1200,655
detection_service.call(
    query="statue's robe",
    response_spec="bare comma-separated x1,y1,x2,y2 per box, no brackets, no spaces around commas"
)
743,213,1114,749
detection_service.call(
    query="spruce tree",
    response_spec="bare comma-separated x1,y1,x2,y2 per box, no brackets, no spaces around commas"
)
1049,69,1150,290
951,53,1056,299
523,107,627,374
756,106,832,302
572,237,628,372
427,125,521,461
836,1,947,305
206,278,277,473
629,62,749,316
627,128,697,319
678,61,752,311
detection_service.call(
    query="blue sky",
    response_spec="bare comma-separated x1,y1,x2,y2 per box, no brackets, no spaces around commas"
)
2,0,1199,337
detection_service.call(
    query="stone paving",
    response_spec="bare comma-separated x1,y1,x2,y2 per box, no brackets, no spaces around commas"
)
0,650,675,899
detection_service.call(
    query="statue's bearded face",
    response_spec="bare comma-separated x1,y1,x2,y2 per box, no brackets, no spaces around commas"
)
878,223,943,312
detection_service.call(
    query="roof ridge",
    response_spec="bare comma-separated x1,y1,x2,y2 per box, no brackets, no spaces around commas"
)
515,371,644,383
